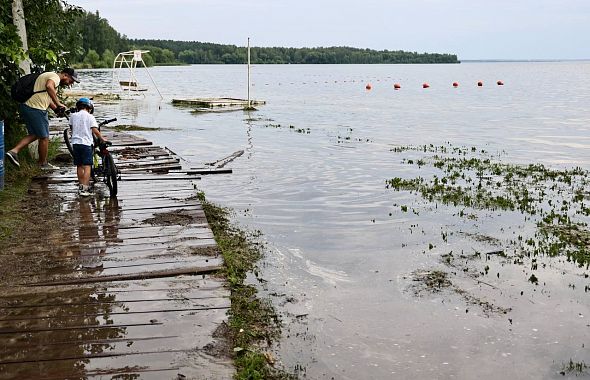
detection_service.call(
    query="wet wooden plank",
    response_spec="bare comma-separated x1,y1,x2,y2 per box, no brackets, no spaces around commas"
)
41,176,202,184
2,350,232,380
177,168,234,175
4,228,216,252
116,157,180,166
120,165,184,173
28,265,223,286
0,278,227,303
0,297,230,323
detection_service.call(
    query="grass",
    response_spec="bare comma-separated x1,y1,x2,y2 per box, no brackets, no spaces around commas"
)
0,137,61,243
197,191,295,380
0,161,40,243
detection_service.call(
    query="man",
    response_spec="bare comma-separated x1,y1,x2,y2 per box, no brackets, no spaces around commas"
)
5,68,79,170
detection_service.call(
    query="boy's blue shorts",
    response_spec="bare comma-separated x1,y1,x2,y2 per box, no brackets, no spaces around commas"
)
19,103,49,138
73,144,93,166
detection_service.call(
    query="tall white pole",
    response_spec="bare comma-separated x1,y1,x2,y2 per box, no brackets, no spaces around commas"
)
12,0,30,74
247,37,251,108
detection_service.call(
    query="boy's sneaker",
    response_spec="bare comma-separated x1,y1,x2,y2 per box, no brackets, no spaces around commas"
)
40,162,60,170
5,151,20,167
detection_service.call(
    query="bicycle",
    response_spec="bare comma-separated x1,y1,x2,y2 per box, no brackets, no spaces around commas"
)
63,113,119,197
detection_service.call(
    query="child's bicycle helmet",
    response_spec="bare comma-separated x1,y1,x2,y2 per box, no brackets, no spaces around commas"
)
76,97,94,114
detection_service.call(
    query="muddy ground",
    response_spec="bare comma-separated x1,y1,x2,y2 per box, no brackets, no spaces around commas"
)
0,180,72,290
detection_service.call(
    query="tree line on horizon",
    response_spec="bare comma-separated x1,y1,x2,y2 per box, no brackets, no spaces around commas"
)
71,12,459,67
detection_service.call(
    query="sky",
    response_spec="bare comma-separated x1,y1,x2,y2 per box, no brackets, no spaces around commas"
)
66,0,590,60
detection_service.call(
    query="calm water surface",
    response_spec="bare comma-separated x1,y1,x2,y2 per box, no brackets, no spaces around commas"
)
80,62,590,379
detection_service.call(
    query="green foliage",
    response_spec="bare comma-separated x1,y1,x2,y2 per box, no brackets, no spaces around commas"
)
0,5,25,123
131,39,459,64
23,0,83,70
0,0,81,142
72,10,127,61
101,48,115,67
83,48,100,67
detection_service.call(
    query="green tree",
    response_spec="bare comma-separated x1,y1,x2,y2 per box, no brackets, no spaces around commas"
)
83,48,100,67
141,53,154,67
101,48,115,67
1,1,81,142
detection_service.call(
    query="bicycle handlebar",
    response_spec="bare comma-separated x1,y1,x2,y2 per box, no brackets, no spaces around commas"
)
99,118,117,127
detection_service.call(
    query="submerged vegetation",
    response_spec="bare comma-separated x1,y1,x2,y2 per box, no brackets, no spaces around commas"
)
560,360,589,376
387,143,590,267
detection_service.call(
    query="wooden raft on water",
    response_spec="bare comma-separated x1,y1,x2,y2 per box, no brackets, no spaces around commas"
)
172,97,265,113
0,121,235,378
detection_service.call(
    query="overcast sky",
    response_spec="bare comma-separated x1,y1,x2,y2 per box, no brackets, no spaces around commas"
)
66,0,589,60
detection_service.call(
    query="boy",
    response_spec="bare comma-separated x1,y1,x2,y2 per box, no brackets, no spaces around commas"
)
69,98,107,196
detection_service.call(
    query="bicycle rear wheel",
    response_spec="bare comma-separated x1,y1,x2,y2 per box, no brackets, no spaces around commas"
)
63,128,74,157
104,154,118,197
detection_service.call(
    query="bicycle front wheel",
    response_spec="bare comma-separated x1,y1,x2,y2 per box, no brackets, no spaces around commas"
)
104,154,118,197
63,128,74,157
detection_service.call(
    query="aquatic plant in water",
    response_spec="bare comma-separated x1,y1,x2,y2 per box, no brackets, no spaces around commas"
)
386,144,590,267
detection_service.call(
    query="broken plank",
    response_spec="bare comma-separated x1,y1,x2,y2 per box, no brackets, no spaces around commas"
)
27,265,223,286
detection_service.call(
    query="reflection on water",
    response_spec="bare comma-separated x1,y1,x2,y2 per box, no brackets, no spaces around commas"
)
77,196,122,271
74,62,590,379
78,198,104,270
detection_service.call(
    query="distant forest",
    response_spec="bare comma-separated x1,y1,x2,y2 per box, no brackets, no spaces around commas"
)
73,11,459,67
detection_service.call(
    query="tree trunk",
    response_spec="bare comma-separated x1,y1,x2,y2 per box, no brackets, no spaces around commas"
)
12,0,30,74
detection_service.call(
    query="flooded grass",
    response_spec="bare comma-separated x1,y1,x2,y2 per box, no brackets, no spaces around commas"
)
560,359,589,376
110,124,167,131
64,91,121,102
412,270,451,291
409,269,511,316
264,123,311,134
387,143,590,267
197,191,295,380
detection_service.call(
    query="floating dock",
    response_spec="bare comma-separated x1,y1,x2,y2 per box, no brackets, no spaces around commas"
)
172,97,265,113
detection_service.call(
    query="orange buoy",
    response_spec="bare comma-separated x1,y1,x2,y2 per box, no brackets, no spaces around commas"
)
452,82,459,87
497,80,504,85
365,83,372,90
477,81,483,87
394,83,401,90
422,83,430,89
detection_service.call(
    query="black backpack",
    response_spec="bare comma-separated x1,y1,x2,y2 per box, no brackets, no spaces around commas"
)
10,73,46,103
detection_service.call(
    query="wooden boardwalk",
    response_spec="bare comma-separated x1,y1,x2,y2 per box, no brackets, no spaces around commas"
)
0,123,234,379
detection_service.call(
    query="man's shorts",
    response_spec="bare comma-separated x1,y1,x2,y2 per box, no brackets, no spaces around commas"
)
73,144,93,166
18,103,49,138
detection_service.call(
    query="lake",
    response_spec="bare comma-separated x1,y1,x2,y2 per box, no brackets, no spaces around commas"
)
79,62,590,379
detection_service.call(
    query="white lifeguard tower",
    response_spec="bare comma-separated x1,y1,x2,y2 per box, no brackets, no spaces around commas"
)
112,50,162,98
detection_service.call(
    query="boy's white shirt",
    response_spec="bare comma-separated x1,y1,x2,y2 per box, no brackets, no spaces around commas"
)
69,110,99,146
